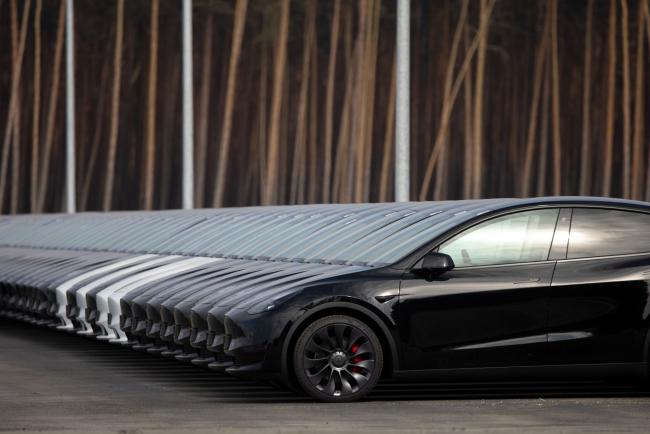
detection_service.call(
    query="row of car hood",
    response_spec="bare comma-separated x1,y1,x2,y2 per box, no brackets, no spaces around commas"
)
0,246,369,370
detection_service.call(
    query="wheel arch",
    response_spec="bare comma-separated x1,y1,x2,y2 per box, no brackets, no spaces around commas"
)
280,301,400,385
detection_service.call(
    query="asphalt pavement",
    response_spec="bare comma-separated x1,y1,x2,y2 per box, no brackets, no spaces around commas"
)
0,318,648,434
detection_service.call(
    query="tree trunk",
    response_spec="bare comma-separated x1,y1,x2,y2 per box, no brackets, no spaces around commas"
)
419,0,495,200
602,0,617,197
620,0,631,198
103,0,125,211
351,0,368,203
332,8,354,203
80,37,113,211
31,0,42,212
550,0,562,196
378,59,396,202
0,0,30,213
642,0,650,200
359,0,380,202
194,13,213,208
537,62,551,197
0,0,31,212
322,0,341,203
472,0,491,199
142,0,159,210
462,24,473,199
263,0,289,205
632,0,645,200
36,0,64,212
213,0,248,207
307,17,319,204
290,0,315,204
579,0,593,196
434,2,465,201
9,0,21,214
521,4,550,197
257,26,268,202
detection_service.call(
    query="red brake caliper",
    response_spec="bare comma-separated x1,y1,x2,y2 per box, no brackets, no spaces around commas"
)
349,342,363,371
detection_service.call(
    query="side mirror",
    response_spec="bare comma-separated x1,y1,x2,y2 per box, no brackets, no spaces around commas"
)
416,252,455,279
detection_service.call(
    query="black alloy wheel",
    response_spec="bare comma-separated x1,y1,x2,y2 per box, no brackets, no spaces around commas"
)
293,315,383,402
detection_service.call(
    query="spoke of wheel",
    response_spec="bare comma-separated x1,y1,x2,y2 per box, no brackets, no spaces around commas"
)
339,370,354,395
324,369,337,395
314,327,335,351
350,358,375,370
326,325,342,349
306,339,331,355
303,355,329,369
346,328,364,352
346,369,369,384
341,369,360,391
353,340,373,356
334,324,348,349
308,363,331,385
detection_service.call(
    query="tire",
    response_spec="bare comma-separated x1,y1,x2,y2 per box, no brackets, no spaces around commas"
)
293,315,383,402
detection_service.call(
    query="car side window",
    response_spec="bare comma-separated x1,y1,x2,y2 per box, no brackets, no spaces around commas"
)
439,209,559,267
567,208,650,259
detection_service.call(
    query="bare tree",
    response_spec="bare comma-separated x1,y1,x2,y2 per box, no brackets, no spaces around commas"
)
579,0,594,196
213,0,249,207
472,0,491,199
80,42,112,211
103,0,125,211
602,0,617,197
142,0,159,210
620,0,631,198
195,13,214,208
263,0,290,205
0,0,31,213
632,0,645,199
31,0,42,211
419,0,496,200
354,0,380,203
522,3,550,197
462,24,474,199
9,0,21,214
378,59,396,202
550,0,562,196
36,0,64,211
322,0,341,203
290,0,316,204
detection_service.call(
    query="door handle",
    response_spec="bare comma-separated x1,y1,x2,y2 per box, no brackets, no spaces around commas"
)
513,277,541,284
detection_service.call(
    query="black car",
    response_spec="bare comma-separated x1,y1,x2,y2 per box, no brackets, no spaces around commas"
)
0,197,649,402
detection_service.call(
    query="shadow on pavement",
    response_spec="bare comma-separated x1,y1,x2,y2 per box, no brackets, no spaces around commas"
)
1,318,648,404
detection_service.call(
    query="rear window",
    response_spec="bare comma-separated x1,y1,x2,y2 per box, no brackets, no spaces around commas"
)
568,208,650,259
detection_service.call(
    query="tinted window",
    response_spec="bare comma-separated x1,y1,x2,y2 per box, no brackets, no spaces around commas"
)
567,208,650,259
439,209,559,267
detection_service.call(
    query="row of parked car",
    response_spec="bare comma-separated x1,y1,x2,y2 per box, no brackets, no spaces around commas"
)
0,201,478,401
2,197,649,401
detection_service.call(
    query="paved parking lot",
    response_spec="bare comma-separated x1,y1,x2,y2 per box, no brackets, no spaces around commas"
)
0,318,648,434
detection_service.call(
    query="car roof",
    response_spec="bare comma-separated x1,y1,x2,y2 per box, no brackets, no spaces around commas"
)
0,197,647,268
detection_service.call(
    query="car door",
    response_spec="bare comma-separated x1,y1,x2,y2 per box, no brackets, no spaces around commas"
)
546,207,650,367
397,208,561,371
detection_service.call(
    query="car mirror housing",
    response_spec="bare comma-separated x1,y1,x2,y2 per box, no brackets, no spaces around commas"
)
419,252,455,275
